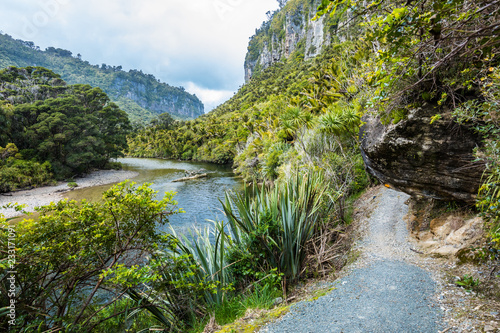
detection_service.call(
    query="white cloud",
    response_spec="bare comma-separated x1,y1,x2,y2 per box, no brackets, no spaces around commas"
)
0,0,279,111
185,82,234,113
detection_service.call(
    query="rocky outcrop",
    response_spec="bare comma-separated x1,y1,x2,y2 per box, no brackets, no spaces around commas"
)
0,33,204,121
406,197,485,257
112,76,204,119
360,105,485,202
244,0,332,82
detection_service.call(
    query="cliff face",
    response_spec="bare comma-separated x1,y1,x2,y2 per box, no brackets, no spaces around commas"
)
0,33,204,122
360,106,485,203
244,0,333,82
110,75,204,119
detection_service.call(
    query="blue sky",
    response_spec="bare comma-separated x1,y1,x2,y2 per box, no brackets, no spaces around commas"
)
0,0,279,111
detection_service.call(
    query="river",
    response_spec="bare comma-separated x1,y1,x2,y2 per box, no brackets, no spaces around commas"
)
65,157,244,234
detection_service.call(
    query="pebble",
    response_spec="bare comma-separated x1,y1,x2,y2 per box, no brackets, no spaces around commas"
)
0,170,139,218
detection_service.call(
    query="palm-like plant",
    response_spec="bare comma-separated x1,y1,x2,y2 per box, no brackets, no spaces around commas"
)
319,102,361,139
221,172,329,281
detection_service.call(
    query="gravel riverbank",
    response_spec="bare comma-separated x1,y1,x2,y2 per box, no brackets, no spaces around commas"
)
260,187,444,333
0,170,139,218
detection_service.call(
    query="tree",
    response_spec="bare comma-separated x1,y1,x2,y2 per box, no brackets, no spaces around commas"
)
0,182,182,332
316,0,500,112
0,68,131,179
150,112,175,130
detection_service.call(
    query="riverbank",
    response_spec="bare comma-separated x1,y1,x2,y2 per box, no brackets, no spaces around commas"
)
0,169,139,218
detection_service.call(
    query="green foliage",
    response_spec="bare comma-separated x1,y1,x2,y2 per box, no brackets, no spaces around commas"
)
173,220,234,306
0,33,203,122
222,172,329,283
453,67,500,252
67,181,78,188
455,274,480,292
319,102,361,137
0,181,182,332
0,143,54,192
316,0,500,117
0,67,131,182
202,280,281,328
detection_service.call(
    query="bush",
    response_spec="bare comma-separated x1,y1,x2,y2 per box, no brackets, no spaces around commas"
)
104,161,122,170
0,181,183,332
0,153,54,193
222,172,329,283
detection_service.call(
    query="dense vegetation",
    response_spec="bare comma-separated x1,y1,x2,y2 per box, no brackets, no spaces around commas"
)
1,172,348,332
315,0,500,249
0,66,131,191
0,33,204,123
1,0,500,331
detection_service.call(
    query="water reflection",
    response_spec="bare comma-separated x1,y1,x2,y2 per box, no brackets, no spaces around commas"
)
65,158,244,235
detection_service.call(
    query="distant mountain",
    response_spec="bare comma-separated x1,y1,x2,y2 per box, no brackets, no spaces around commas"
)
0,33,204,122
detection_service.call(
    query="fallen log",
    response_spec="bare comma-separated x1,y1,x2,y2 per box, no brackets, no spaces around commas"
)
172,173,208,182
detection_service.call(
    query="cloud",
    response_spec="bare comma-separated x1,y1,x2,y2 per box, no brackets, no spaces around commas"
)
185,82,235,112
0,0,279,112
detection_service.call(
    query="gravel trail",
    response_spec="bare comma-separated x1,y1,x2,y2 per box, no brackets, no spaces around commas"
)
261,187,444,333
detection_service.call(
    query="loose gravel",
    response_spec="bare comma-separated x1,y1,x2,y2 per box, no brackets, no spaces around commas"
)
261,188,445,333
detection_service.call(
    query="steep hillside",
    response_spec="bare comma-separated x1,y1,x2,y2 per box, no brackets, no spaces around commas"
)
244,0,353,82
0,33,204,122
126,0,365,166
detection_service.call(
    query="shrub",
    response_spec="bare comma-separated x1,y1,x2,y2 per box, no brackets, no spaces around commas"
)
222,172,329,283
0,181,183,332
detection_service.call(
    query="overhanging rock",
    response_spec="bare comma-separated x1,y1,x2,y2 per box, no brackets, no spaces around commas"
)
360,106,485,202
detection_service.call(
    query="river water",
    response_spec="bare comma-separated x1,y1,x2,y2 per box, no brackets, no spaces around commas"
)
65,157,244,234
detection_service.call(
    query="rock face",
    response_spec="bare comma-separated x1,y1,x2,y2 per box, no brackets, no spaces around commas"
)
0,33,204,121
360,106,485,202
111,76,204,119
244,0,332,82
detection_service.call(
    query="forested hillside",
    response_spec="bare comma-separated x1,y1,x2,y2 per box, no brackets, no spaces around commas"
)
0,66,131,191
127,0,367,178
2,0,500,332
0,33,204,123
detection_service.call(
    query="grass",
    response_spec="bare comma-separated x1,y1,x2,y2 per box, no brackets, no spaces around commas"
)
186,284,283,333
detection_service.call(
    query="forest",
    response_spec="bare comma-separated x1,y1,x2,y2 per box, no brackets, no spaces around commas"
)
0,66,131,192
0,33,204,123
1,0,500,331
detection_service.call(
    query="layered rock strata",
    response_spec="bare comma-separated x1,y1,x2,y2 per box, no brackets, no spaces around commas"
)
360,106,485,202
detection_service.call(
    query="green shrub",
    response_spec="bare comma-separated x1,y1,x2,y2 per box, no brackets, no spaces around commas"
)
104,161,122,170
0,153,54,192
0,181,183,332
67,181,78,188
222,172,329,283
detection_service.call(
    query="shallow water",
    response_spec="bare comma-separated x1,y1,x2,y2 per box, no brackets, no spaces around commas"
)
65,157,244,234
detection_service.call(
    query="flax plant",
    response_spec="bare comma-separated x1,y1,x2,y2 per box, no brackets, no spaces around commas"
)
222,172,329,282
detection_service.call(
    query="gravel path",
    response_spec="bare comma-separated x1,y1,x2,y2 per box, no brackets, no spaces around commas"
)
261,187,444,333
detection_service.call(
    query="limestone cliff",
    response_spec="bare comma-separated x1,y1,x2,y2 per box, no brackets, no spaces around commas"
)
244,0,336,82
0,33,204,122
110,73,204,120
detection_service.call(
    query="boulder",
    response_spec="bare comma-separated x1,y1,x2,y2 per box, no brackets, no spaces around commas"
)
360,106,485,202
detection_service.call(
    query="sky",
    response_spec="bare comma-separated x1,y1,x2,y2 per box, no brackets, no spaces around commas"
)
0,0,280,112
